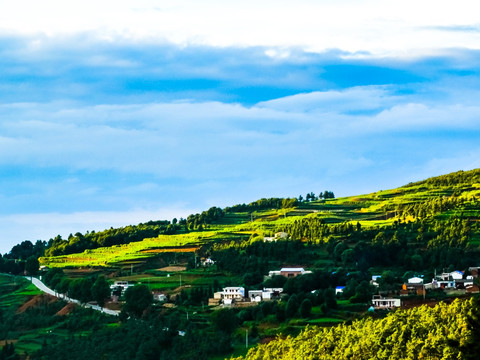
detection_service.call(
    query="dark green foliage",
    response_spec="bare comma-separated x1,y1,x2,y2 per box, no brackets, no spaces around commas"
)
6,240,46,260
124,284,153,317
243,272,264,287
263,275,287,289
323,288,337,309
225,197,298,212
211,308,238,334
25,255,40,277
285,294,299,318
68,278,94,304
350,280,374,303
300,298,312,318
91,276,111,307
0,342,17,360
1,240,46,275
32,316,233,360
185,206,225,230
212,239,307,276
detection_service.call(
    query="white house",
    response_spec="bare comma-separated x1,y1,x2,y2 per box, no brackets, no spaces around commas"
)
407,276,424,284
268,267,311,278
152,292,167,302
248,288,283,302
248,290,264,302
222,287,245,300
372,295,401,309
263,288,283,299
439,271,464,281
110,281,133,294
450,271,464,280
335,286,345,295
370,275,381,287
201,258,215,266
268,270,282,277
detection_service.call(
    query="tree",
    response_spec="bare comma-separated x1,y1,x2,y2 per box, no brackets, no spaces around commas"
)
91,276,111,307
285,294,299,318
300,299,312,318
69,278,93,304
124,284,153,317
25,255,39,277
324,288,337,309
341,248,355,266
211,308,238,334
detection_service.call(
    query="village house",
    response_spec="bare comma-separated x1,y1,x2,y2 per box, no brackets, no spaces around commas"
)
223,286,245,300
335,286,345,295
209,286,246,306
110,280,133,295
372,295,401,309
201,258,215,266
268,267,312,278
370,275,381,287
407,276,423,284
432,270,466,289
152,291,167,302
439,271,464,281
264,231,289,242
280,268,306,277
248,288,283,302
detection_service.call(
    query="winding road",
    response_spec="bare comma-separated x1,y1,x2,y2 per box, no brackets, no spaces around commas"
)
27,276,120,316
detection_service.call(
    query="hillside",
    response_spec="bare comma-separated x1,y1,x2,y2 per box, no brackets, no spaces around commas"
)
2,168,480,359
36,168,480,271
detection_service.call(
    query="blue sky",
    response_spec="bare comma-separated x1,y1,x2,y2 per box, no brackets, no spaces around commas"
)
1,1,480,253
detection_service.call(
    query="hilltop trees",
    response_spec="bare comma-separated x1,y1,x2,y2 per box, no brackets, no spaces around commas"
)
7,240,46,260
44,221,178,257
25,255,40,277
225,198,298,212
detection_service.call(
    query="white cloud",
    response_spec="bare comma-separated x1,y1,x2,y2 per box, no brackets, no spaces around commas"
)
1,86,479,178
1,1,480,56
257,87,396,113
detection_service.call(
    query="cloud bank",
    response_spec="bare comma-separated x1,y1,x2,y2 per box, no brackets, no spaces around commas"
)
1,11,480,252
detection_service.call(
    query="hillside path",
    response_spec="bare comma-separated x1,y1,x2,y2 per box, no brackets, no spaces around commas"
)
26,276,120,316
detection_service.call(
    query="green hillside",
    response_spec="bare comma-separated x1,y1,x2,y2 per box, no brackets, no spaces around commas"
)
2,168,480,359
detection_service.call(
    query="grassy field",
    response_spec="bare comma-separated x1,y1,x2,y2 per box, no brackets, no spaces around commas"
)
39,172,480,270
0,275,41,310
39,231,249,268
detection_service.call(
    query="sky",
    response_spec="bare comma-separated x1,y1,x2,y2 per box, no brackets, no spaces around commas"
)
1,0,480,253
